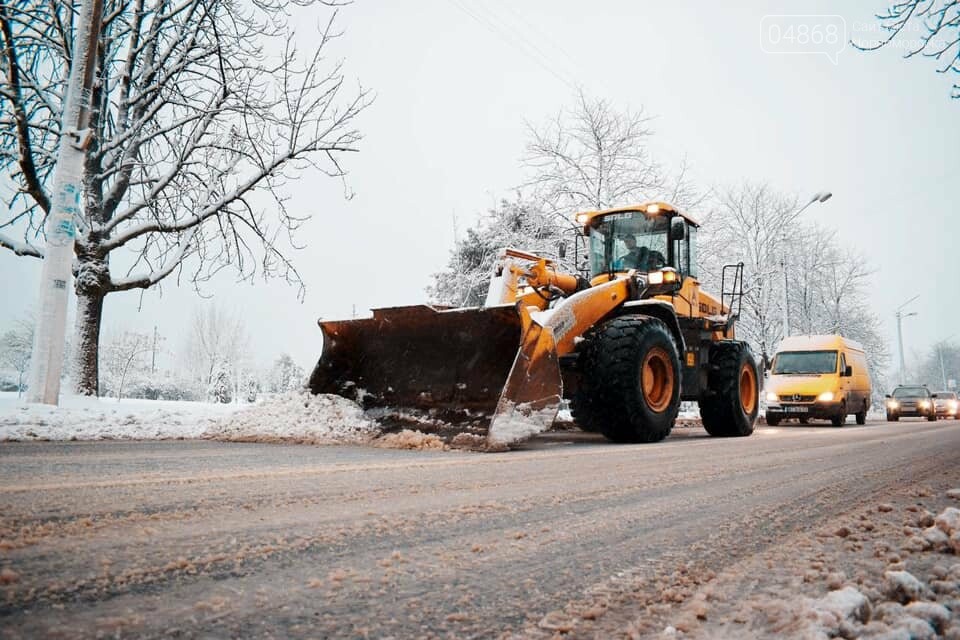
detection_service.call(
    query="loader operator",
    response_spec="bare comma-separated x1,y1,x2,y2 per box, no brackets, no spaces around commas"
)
620,235,666,272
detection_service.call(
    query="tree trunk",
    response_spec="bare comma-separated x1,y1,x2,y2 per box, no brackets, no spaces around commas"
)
73,287,106,396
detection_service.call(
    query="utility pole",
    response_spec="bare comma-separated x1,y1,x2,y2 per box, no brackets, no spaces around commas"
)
940,347,948,389
151,326,157,373
937,333,956,390
26,0,105,404
781,191,832,339
894,295,919,385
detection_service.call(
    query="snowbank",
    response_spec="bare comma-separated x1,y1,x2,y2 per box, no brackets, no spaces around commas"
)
0,390,381,445
202,390,380,444
0,392,236,441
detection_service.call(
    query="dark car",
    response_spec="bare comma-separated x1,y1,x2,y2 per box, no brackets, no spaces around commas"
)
885,385,936,421
932,391,959,419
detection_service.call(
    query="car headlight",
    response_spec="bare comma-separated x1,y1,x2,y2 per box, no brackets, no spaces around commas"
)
765,392,778,402
817,391,834,402
919,400,930,409
949,400,958,410
887,399,899,409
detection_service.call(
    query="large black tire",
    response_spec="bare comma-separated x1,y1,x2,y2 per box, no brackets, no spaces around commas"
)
831,401,846,427
570,389,601,433
765,412,781,426
575,315,681,443
700,341,759,437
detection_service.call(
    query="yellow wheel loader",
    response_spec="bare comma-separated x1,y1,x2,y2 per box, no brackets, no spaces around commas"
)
309,202,759,448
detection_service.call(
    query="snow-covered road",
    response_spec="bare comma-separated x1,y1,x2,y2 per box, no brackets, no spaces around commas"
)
1,420,958,638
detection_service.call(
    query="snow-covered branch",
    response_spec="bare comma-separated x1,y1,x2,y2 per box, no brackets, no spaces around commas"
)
0,231,43,258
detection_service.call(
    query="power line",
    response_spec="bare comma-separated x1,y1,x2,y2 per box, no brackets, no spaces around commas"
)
446,0,580,92
495,1,582,74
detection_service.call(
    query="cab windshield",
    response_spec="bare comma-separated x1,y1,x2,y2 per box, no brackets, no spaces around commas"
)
588,213,669,275
772,350,838,375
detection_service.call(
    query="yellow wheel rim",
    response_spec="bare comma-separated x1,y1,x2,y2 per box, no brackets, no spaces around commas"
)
641,347,674,413
740,363,757,414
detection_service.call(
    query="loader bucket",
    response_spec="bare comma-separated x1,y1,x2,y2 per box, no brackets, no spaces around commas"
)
309,305,523,420
486,304,563,447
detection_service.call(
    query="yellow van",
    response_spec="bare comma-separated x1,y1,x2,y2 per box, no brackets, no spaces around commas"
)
763,335,872,427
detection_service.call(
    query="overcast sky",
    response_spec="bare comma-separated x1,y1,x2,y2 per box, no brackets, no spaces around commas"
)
1,0,957,376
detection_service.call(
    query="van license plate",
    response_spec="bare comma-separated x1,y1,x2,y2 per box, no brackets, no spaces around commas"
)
785,407,809,413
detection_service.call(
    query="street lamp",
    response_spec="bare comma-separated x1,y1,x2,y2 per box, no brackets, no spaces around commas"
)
895,294,920,385
782,191,833,338
938,333,957,390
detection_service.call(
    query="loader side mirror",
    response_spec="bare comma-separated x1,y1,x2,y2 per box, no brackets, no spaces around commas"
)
670,216,687,241
844,366,852,377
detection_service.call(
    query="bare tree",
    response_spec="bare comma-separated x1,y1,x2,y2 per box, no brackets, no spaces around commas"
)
0,318,33,396
854,0,960,100
100,330,151,400
268,353,305,393
781,224,836,336
699,182,799,366
915,340,959,389
0,0,370,395
428,195,565,306
700,182,890,391
523,90,706,217
183,304,247,400
431,92,708,306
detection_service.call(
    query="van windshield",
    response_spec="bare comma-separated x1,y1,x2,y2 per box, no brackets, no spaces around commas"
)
772,350,838,375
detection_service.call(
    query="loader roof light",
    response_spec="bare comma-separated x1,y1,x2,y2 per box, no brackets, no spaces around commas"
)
576,212,590,225
645,269,678,285
645,203,661,215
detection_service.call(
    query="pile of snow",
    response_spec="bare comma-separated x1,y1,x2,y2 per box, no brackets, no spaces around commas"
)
374,429,447,450
202,390,380,444
0,390,383,445
0,392,237,441
723,498,960,640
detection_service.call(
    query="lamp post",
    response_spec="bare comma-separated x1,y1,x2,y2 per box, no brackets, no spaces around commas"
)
895,295,920,385
781,191,832,339
938,333,957,390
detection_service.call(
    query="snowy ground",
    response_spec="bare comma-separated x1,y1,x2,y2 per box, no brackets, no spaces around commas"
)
0,391,380,444
0,391,911,449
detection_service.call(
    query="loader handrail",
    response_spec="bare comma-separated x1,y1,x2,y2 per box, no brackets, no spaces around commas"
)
720,262,745,322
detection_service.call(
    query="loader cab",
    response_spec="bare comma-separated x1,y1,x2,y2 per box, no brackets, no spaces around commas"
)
578,202,699,280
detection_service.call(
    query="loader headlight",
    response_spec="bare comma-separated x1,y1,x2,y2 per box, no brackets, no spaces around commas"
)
646,269,678,285
766,391,778,402
817,391,834,402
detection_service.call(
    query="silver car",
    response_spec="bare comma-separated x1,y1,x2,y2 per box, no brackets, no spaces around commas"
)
932,391,959,419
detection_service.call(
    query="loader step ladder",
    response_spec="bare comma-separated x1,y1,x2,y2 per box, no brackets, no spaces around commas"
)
720,262,745,321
